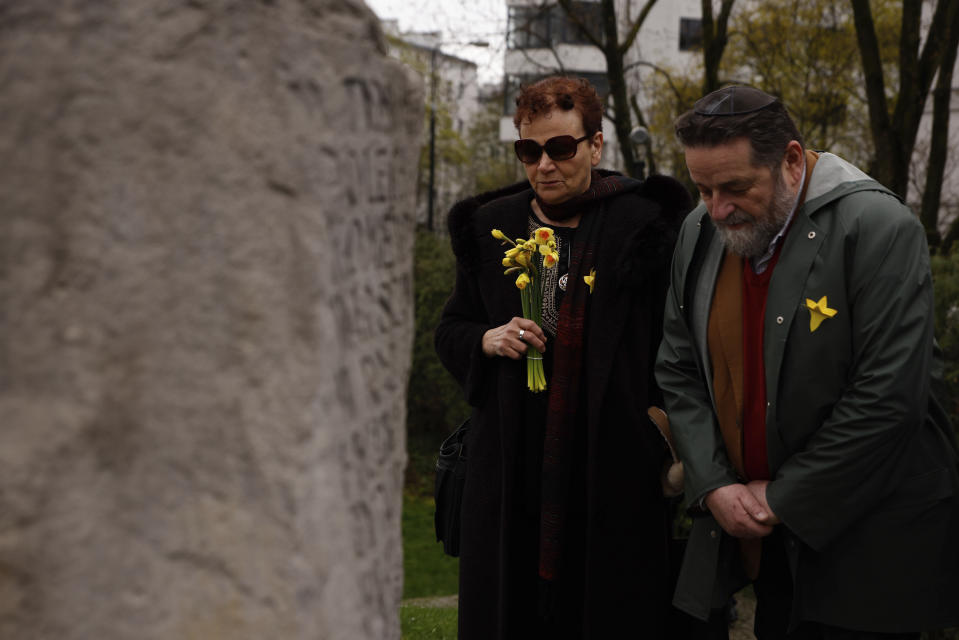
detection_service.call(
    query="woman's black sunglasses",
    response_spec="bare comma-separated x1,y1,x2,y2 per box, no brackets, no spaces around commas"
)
514,134,590,164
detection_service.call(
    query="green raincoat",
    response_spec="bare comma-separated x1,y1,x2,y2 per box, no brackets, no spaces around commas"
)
656,153,959,632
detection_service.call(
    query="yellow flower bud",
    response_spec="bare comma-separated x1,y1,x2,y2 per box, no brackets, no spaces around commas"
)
491,229,506,240
515,272,531,290
502,257,513,267
514,251,530,268
505,247,521,259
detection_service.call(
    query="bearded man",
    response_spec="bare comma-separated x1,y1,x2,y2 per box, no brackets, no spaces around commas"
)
656,86,959,639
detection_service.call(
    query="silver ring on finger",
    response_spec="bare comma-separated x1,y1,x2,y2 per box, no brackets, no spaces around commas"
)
518,328,525,341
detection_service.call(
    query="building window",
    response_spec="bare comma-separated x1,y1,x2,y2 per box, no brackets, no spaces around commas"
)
508,5,551,49
508,2,605,50
553,2,603,46
679,17,703,51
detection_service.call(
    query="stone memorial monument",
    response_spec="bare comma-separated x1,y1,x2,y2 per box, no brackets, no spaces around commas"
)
0,1,421,638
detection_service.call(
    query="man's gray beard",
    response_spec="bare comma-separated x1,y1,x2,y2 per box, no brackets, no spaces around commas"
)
714,178,795,258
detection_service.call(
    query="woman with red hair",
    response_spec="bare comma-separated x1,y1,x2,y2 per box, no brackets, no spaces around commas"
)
436,75,692,638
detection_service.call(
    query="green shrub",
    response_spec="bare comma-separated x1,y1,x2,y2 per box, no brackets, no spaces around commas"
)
402,493,459,599
408,228,471,442
406,228,471,494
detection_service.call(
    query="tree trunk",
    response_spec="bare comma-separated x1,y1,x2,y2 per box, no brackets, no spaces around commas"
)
554,0,660,178
597,0,636,176
851,0,902,193
920,6,959,249
853,0,959,199
702,0,736,95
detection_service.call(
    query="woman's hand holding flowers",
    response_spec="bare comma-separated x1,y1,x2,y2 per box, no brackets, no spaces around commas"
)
489,227,557,392
482,317,547,359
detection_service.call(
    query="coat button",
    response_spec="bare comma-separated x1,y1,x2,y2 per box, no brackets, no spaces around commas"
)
776,316,784,324
808,231,816,239
710,529,718,539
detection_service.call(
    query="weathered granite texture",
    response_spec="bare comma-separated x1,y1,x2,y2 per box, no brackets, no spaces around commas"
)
0,1,420,638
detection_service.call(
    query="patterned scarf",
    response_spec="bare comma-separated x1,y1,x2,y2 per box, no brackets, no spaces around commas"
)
535,170,631,221
537,171,632,599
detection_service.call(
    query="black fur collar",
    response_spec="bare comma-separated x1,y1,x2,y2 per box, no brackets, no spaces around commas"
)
446,171,693,279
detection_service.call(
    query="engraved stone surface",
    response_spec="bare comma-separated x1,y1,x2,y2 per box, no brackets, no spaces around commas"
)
0,2,420,638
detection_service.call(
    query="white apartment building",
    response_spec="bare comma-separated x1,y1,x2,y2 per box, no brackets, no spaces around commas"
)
499,0,702,174
380,21,485,229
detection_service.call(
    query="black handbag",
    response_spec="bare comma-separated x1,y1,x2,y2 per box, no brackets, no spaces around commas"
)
434,418,469,557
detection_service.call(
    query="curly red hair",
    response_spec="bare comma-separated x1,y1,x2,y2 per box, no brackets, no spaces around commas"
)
513,76,603,136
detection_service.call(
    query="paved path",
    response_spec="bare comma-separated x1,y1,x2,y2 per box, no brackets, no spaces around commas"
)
402,595,458,609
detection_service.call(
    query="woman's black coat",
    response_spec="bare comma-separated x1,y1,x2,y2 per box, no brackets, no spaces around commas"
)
435,173,691,638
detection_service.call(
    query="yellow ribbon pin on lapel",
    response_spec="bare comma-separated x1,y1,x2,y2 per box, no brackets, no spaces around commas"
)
805,295,837,332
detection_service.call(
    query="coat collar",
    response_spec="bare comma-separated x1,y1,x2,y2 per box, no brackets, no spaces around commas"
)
449,173,688,417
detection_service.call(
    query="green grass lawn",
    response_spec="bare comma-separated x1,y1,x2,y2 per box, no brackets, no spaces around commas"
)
401,432,460,638
402,490,459,639
402,492,459,599
403,430,460,599
400,603,458,639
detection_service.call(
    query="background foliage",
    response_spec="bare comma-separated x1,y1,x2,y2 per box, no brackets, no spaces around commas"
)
467,95,524,195
932,247,959,431
408,228,470,449
722,0,899,170
404,229,462,637
643,0,900,192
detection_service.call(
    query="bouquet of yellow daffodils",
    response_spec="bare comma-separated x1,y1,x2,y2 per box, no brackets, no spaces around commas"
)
491,226,559,392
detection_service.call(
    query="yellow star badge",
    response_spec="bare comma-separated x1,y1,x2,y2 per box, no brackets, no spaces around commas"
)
805,295,837,332
583,268,596,294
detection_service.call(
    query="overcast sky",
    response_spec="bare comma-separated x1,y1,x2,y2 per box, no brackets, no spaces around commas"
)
364,0,508,84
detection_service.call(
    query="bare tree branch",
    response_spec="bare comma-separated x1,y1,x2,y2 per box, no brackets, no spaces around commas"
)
920,1,959,247
850,0,897,185
555,0,604,49
624,59,684,101
619,0,658,55
553,0,660,175
894,0,959,159
512,3,568,74
853,0,959,196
